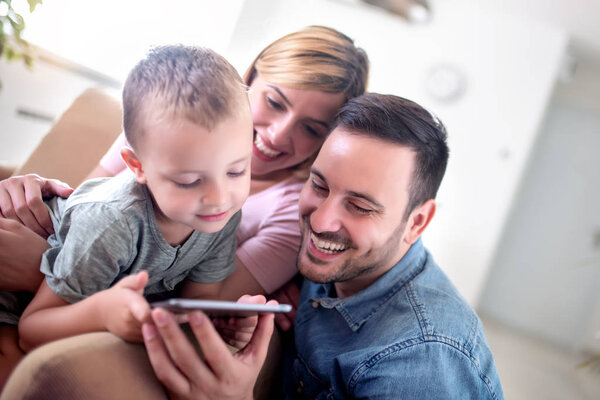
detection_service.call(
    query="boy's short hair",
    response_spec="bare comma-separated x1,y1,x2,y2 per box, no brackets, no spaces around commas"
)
122,45,248,149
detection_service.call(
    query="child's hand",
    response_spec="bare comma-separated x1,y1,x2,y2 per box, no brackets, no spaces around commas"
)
97,270,151,342
212,294,278,350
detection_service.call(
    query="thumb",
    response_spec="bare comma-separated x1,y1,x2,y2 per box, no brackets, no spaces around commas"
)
116,270,149,292
43,179,74,199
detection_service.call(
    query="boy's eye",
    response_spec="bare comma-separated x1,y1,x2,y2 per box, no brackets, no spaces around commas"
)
311,179,328,195
227,169,246,178
266,96,284,111
174,180,201,189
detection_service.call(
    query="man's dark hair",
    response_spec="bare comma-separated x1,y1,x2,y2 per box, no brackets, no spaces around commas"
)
331,93,449,219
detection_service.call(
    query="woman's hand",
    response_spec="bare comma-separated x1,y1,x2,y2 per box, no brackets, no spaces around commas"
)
142,301,275,400
0,174,74,238
0,218,47,292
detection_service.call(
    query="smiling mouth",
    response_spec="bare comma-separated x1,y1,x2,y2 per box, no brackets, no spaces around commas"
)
254,134,283,159
197,211,229,222
310,232,348,255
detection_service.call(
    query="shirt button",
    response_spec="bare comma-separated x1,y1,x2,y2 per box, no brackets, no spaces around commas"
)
312,301,319,308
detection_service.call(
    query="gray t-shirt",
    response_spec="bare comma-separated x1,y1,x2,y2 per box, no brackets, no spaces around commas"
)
42,173,240,303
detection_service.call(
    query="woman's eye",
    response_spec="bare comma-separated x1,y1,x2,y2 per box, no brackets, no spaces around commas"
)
227,169,246,178
304,124,321,138
266,96,284,111
174,180,201,189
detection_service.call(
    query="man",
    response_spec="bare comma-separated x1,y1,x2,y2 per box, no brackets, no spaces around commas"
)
284,93,503,398
1,94,503,399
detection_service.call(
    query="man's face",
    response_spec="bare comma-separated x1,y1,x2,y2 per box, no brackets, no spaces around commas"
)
133,108,253,242
297,128,416,297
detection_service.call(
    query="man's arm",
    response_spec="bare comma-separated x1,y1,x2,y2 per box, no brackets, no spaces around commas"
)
19,271,151,352
350,341,502,400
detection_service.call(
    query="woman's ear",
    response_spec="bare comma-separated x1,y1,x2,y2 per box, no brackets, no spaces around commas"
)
120,148,147,184
402,199,436,245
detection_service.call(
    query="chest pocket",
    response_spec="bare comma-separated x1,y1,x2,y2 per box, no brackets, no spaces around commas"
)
292,357,336,399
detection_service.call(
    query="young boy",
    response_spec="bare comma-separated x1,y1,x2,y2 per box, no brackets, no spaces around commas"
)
11,44,254,351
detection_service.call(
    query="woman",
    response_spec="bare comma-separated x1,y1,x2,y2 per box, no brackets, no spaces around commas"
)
0,26,369,398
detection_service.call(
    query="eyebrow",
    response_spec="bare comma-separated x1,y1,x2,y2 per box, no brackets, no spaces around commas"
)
267,84,330,130
310,168,385,209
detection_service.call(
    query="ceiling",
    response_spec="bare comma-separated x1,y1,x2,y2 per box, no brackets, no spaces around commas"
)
356,0,600,62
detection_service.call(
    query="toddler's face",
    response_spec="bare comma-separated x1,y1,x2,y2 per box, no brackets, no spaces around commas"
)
135,110,253,240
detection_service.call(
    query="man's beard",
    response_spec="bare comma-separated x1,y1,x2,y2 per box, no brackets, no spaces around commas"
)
297,216,406,285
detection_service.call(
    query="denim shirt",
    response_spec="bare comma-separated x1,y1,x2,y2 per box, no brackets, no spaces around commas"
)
284,239,504,399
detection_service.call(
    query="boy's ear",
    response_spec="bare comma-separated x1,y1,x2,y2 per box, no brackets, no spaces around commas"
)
120,148,147,184
402,199,436,245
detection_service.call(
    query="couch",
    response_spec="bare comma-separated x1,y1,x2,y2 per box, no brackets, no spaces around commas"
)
4,87,123,186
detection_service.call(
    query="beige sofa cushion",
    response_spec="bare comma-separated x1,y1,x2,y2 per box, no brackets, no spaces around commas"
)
12,88,123,188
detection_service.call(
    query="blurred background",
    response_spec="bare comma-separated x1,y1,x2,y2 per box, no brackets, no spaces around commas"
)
1,0,599,398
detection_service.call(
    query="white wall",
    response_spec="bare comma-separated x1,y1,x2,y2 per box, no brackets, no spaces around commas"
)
228,0,567,305
479,59,600,352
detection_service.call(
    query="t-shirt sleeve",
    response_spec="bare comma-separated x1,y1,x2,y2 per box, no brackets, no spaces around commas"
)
99,133,130,175
41,203,135,303
236,187,302,294
185,211,241,284
350,341,500,400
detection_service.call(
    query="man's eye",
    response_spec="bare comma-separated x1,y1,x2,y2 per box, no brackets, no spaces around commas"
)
350,203,374,215
266,96,284,111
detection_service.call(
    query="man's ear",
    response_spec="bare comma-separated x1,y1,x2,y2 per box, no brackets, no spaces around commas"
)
402,199,436,245
120,148,147,184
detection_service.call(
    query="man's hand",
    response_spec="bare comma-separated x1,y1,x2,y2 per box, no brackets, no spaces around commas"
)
0,174,74,238
97,271,151,342
0,218,47,292
143,301,275,400
270,280,300,331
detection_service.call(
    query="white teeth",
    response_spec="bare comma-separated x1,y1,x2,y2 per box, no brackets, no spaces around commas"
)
254,135,282,158
310,232,347,254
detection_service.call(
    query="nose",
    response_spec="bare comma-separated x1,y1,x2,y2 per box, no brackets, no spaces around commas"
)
201,179,227,208
266,116,294,148
309,196,342,234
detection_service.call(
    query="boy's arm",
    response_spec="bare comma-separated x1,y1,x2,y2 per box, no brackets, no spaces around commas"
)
19,271,151,352
179,280,223,300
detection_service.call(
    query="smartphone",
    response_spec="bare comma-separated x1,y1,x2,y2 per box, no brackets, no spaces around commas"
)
150,298,292,317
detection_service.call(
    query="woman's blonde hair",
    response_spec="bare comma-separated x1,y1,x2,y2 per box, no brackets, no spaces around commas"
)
245,25,369,98
244,26,370,175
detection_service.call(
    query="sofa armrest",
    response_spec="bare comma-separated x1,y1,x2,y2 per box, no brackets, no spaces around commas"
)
12,87,123,188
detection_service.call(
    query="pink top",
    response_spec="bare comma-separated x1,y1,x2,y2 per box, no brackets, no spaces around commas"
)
99,133,130,175
100,134,304,294
236,177,304,294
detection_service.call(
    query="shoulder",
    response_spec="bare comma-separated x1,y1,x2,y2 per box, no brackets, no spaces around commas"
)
350,337,503,399
350,258,503,398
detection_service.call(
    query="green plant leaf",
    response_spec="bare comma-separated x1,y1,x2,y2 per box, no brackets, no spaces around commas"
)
27,0,42,13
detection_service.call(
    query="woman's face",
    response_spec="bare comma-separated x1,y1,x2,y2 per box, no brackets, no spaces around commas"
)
248,75,347,179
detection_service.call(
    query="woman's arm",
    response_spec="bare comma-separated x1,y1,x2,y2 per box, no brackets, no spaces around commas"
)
19,271,151,352
0,219,47,292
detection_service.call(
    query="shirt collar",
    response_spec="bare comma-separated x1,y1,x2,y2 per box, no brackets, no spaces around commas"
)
309,239,428,332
